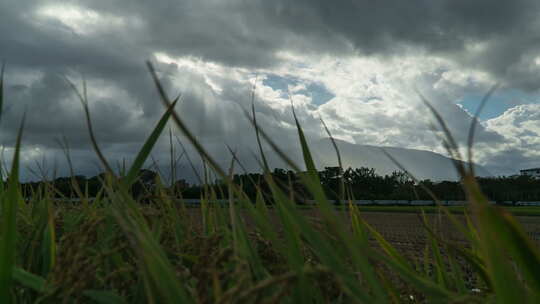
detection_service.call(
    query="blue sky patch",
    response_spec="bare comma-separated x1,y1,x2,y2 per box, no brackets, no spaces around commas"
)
458,89,539,120
262,74,296,98
262,74,335,106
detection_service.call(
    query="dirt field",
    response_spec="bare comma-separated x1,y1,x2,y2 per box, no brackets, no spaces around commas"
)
356,212,540,254
186,207,540,255
246,208,540,254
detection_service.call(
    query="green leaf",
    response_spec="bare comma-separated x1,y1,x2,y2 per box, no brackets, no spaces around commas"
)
83,290,127,304
421,215,492,291
108,186,191,303
0,113,24,303
12,267,48,293
124,98,179,186
40,201,56,276
422,212,451,288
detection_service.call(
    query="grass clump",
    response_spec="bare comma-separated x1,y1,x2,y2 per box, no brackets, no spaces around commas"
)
0,62,538,303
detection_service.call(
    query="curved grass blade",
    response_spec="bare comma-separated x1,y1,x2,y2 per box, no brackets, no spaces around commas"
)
12,267,49,293
424,88,540,302
416,91,466,176
251,101,270,172
245,100,387,302
147,62,228,179
421,212,451,288
466,84,499,175
124,98,179,186
65,78,115,176
108,186,192,303
0,113,25,303
83,290,127,304
320,118,345,202
380,148,477,244
464,176,540,302
40,200,56,276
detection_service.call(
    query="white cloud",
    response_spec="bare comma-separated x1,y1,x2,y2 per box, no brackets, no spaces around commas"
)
473,103,540,174
486,104,540,148
256,53,497,151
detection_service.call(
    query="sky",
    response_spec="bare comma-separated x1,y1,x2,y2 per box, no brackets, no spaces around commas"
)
1,0,540,180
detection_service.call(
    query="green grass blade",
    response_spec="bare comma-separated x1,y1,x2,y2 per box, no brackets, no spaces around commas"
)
0,114,24,303
12,267,48,293
108,186,191,303
320,118,345,202
83,290,127,304
66,78,115,175
251,100,270,171
147,62,228,180
248,100,386,301
124,98,179,186
265,176,375,302
364,221,410,267
420,214,492,291
447,251,467,294
39,200,56,276
466,84,499,174
422,212,451,288
417,92,465,175
381,148,477,244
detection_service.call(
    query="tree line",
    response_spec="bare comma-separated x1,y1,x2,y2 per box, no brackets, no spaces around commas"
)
19,167,540,203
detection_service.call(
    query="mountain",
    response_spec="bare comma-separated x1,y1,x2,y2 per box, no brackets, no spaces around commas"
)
242,138,491,181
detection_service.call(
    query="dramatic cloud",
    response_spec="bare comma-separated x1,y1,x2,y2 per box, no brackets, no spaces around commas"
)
482,104,540,175
0,0,539,180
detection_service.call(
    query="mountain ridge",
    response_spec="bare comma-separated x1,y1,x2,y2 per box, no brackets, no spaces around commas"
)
305,138,492,181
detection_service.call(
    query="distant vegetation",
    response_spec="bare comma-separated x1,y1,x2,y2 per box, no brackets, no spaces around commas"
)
22,167,540,203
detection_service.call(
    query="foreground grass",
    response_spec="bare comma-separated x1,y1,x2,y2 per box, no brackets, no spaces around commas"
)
0,63,539,303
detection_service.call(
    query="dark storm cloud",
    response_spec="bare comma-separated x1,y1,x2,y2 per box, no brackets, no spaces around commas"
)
251,0,540,89
3,1,540,80
81,0,540,85
1,71,156,148
10,2,529,59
